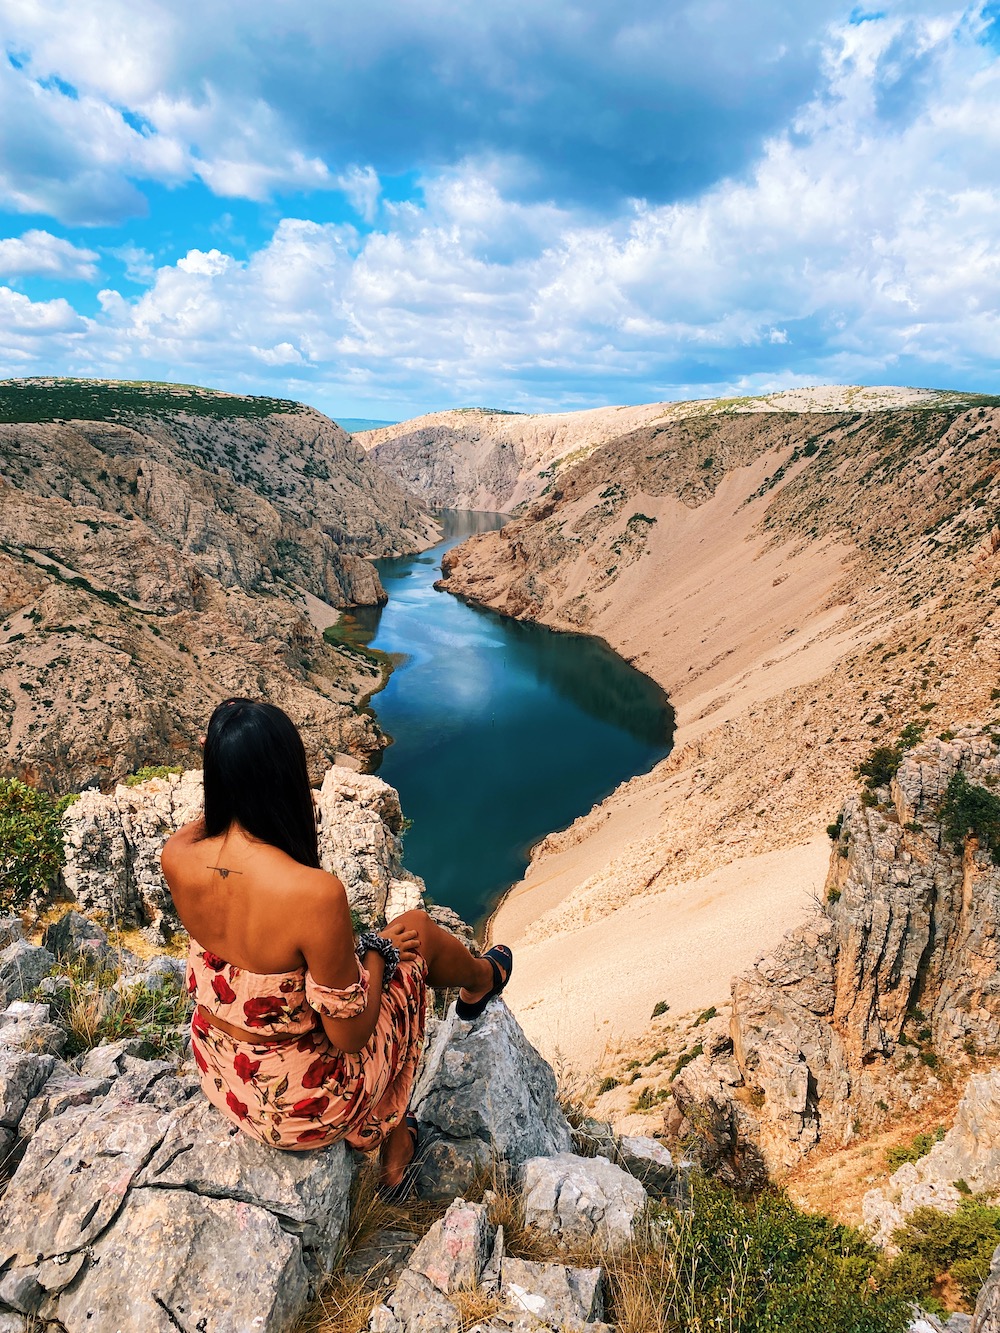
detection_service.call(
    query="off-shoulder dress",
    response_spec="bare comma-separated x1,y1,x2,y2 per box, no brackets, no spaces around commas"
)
185,939,427,1150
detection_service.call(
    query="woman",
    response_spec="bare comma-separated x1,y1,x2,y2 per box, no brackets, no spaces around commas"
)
161,698,512,1192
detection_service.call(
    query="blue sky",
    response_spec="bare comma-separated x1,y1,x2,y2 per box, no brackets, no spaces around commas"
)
1,1,1000,421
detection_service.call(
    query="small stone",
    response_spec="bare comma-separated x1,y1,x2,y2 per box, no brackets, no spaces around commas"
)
0,915,24,949
0,1000,67,1056
500,1257,604,1325
0,1310,29,1333
520,1152,648,1247
0,939,56,1001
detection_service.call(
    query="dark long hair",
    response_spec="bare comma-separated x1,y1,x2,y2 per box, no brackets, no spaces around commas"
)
200,699,320,868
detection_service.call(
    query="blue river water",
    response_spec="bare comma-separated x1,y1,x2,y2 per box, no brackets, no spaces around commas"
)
339,510,675,928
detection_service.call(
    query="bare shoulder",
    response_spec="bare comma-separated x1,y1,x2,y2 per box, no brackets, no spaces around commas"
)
161,818,205,870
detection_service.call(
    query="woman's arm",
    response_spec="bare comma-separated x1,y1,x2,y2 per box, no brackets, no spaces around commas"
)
297,873,418,1054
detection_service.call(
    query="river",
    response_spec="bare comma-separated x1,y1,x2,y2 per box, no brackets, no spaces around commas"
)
338,510,675,928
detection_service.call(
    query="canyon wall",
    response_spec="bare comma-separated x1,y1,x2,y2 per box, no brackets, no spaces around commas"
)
0,381,437,790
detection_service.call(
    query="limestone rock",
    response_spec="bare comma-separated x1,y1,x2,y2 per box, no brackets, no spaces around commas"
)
500,1257,604,1324
56,1186,310,1333
140,1097,353,1266
17,1060,111,1139
0,917,23,949
410,1002,573,1200
374,1270,462,1333
317,766,425,924
0,1101,174,1268
617,1134,691,1205
974,1245,1000,1332
77,1035,159,1078
0,939,55,1002
59,763,426,937
0,1047,55,1133
520,1152,648,1246
864,1070,1000,1246
407,1198,496,1295
0,1000,66,1056
41,910,113,967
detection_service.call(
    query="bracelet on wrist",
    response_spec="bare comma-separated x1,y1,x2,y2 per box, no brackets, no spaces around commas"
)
355,932,401,991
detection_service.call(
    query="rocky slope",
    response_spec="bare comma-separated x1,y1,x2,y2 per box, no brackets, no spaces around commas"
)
358,385,952,514
428,390,1000,1068
667,729,1000,1181
0,379,437,790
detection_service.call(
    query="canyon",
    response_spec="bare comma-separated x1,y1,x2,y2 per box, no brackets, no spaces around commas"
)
369,387,1000,1091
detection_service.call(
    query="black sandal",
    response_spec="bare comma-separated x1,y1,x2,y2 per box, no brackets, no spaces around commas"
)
377,1112,419,1204
454,945,513,1021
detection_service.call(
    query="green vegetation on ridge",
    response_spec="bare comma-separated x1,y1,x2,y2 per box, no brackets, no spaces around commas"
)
0,378,305,424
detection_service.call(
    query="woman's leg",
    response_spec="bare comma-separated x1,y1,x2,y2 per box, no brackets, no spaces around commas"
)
391,909,505,1003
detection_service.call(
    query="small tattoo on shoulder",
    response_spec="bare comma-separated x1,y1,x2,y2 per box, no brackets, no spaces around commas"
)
207,865,243,879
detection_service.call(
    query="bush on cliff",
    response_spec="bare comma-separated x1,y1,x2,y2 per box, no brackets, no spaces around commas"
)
0,776,66,909
940,770,1000,864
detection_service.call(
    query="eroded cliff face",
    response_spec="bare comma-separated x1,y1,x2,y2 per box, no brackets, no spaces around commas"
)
0,385,438,789
668,731,1000,1180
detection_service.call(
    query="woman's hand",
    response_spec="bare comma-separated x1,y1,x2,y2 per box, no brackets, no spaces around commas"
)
382,918,421,963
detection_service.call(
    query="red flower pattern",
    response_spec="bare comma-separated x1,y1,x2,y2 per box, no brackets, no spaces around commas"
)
233,1053,261,1083
226,1091,249,1120
291,1094,330,1118
212,974,237,1005
242,995,287,1026
202,951,228,972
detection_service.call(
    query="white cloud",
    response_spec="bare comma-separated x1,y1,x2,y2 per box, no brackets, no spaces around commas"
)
4,7,1000,411
0,229,98,280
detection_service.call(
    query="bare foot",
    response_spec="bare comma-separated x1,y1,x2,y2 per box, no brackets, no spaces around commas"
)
458,948,510,1008
379,1116,417,1190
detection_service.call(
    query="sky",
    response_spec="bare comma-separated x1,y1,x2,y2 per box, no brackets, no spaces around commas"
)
1,1,1000,421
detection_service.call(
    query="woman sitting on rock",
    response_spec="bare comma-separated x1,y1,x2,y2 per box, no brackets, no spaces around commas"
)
161,698,512,1193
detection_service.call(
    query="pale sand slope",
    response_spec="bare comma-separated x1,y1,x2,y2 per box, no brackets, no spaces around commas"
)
488,455,857,1072
503,836,827,1069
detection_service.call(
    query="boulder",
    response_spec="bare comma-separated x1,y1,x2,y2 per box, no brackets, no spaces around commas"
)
411,1002,573,1200
139,1098,353,1266
57,1187,310,1333
41,910,113,968
406,1199,496,1295
0,1079,357,1330
0,939,55,1002
617,1134,690,1202
520,1152,648,1247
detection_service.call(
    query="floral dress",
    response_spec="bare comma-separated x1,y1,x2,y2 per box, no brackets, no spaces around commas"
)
185,939,427,1151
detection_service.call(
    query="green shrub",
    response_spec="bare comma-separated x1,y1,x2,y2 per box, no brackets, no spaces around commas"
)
940,771,1000,864
827,814,844,840
858,744,904,790
884,1199,1000,1309
607,1179,912,1333
124,765,184,786
670,1043,704,1081
0,777,65,909
597,1076,620,1095
886,1126,946,1172
651,999,669,1018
